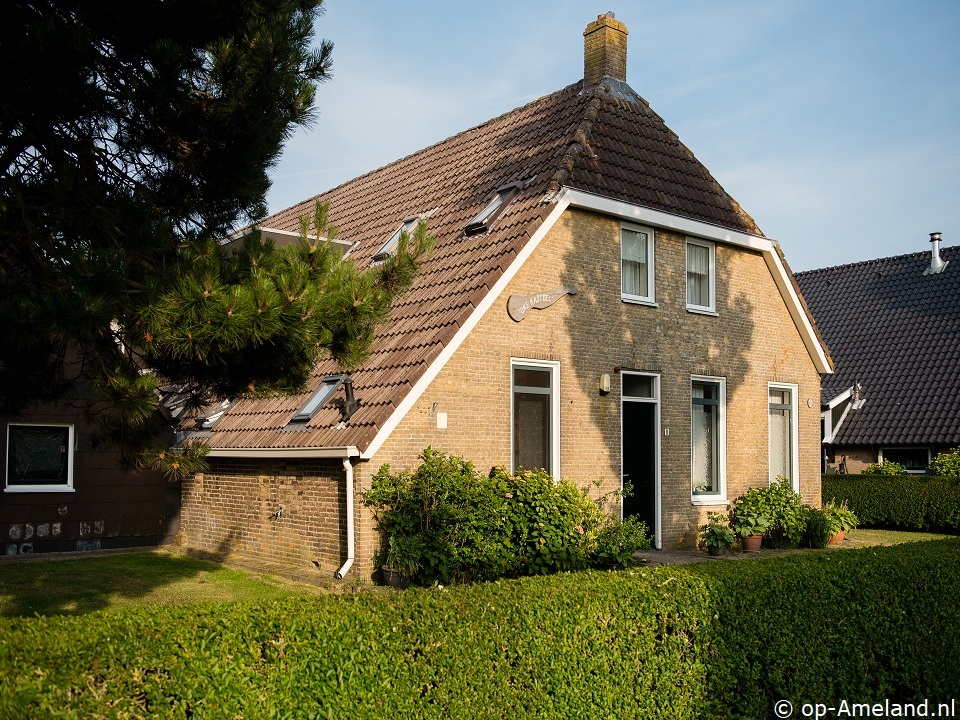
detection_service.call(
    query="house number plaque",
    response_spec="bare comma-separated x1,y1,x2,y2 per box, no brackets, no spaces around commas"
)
507,286,578,322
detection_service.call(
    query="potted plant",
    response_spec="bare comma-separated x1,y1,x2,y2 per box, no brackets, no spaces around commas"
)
731,511,771,553
822,502,857,545
698,512,735,556
380,535,422,588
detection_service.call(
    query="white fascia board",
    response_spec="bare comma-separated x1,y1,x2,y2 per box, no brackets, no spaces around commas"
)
562,189,831,375
563,189,774,252
360,193,573,460
825,387,853,409
206,446,360,459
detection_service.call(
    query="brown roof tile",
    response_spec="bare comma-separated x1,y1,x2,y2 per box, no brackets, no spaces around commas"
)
197,80,764,452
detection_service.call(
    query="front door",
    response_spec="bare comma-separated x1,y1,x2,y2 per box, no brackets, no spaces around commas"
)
621,372,660,547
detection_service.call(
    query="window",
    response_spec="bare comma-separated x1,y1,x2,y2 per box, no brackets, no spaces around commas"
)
6,423,74,492
290,376,344,423
768,383,799,488
621,224,655,304
686,239,716,313
879,447,930,473
512,360,559,476
691,378,725,501
465,183,519,236
373,217,420,262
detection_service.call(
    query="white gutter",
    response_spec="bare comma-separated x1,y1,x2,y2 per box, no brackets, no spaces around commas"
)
335,457,355,579
205,446,360,459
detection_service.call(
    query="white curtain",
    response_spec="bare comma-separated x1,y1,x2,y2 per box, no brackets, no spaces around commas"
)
687,243,710,306
622,229,648,296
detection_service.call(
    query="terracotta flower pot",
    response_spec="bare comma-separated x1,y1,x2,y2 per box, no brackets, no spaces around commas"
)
742,534,763,553
828,530,846,545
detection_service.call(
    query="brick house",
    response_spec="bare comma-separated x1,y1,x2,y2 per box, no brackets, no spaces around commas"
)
795,237,960,474
1,359,178,554
178,14,832,580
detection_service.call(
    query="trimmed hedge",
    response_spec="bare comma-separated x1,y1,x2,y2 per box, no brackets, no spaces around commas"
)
823,474,960,530
3,541,960,718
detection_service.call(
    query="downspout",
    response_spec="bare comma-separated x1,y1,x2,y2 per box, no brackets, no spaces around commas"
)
335,456,355,579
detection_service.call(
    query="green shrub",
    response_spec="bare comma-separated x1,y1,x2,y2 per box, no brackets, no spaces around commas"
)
861,460,909,476
591,516,651,567
730,478,807,547
363,449,648,584
824,474,960,531
929,447,960,477
2,541,959,719
802,507,832,548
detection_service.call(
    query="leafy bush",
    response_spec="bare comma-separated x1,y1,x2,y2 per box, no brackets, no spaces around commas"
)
824,474,960,531
929,447,960,477
591,516,651,567
363,448,648,584
823,500,857,533
698,512,735,553
801,508,832,548
3,541,959,719
730,478,807,547
861,460,908,476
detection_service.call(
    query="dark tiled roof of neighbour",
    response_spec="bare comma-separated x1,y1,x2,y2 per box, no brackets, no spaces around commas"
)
194,80,763,452
795,246,960,446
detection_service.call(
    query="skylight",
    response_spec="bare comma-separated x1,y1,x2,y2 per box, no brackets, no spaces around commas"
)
290,376,344,423
465,183,520,236
374,217,419,262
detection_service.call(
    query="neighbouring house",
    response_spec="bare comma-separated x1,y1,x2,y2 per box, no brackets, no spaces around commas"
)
177,13,832,580
795,236,960,474
1,357,179,554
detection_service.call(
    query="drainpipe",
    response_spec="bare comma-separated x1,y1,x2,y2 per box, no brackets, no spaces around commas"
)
335,456,355,579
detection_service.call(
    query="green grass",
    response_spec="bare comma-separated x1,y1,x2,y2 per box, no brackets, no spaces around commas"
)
844,527,958,547
0,551,323,618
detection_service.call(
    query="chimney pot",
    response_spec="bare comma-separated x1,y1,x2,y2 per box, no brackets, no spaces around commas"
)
924,232,949,275
583,13,628,86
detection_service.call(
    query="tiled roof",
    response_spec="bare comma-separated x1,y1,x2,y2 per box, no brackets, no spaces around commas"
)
192,79,763,452
795,246,960,446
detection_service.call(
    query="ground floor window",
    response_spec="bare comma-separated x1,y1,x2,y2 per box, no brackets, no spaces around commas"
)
769,383,799,488
512,360,559,475
5,423,74,492
691,377,725,501
879,447,930,473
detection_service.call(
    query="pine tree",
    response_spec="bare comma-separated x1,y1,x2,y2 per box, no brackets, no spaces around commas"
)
0,1,433,473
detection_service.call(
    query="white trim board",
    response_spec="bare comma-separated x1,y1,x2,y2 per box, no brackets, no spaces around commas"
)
207,446,360,459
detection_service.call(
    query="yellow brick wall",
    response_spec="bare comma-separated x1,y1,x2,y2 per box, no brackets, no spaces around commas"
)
367,207,822,553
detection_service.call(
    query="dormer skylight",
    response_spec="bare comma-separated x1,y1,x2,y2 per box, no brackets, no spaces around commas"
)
290,375,344,423
465,183,521,236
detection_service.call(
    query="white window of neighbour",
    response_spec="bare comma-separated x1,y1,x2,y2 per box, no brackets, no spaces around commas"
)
691,377,726,502
769,383,799,490
621,224,655,305
879,447,930,474
5,423,75,493
511,360,560,477
686,239,716,313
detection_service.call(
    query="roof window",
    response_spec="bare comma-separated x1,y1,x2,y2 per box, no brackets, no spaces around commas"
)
465,183,521,236
290,375,344,423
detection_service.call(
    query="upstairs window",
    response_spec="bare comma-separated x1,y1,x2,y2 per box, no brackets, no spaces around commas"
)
465,183,520,236
290,376,344,423
621,224,655,304
6,423,74,493
686,239,716,313
373,217,420,263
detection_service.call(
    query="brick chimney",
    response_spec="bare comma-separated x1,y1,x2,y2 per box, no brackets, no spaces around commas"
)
583,12,628,85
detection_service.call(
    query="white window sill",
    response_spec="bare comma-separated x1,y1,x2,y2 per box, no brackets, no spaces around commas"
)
686,306,718,317
622,296,658,307
5,485,75,494
691,496,727,506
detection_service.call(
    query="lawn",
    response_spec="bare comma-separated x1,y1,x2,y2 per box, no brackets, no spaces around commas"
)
0,550,326,617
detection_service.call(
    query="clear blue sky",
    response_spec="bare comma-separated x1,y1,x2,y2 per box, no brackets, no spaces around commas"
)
266,0,960,272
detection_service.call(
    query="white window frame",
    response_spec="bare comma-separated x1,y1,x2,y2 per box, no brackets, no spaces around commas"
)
768,382,800,491
686,238,717,315
620,223,656,306
620,371,662,548
878,447,931,474
690,375,726,504
5,422,76,493
510,358,560,478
